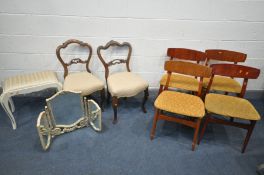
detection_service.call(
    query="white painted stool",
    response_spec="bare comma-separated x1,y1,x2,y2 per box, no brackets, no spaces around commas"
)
0,71,62,129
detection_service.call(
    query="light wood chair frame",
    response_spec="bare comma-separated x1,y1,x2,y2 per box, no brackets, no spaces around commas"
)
97,40,149,124
151,61,212,151
56,39,105,109
198,63,261,153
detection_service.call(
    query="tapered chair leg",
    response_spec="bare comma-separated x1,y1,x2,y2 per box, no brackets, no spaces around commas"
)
112,96,118,124
142,87,149,113
107,90,111,104
100,88,105,112
192,118,201,151
150,109,160,140
198,115,210,145
241,120,256,153
158,85,163,95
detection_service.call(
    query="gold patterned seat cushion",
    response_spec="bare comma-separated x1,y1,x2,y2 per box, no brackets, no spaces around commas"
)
203,76,241,93
160,74,199,92
205,93,260,121
107,72,148,98
63,72,104,96
154,91,205,118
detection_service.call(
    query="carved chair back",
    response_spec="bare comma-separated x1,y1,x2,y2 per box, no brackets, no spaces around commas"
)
164,61,212,97
167,48,206,64
205,49,247,66
56,39,93,78
206,64,260,98
97,40,132,81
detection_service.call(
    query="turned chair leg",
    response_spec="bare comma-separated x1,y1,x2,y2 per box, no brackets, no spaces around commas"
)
198,114,210,145
100,88,105,112
241,120,256,153
142,87,149,113
112,96,118,124
150,109,160,140
192,118,201,151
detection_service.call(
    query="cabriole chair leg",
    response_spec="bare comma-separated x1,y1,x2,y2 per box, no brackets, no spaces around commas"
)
112,96,118,124
100,88,105,112
142,87,149,113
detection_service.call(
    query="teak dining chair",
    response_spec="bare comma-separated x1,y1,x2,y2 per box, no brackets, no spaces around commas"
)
97,40,149,124
198,64,261,153
151,61,212,151
56,39,105,109
203,49,247,95
158,48,206,94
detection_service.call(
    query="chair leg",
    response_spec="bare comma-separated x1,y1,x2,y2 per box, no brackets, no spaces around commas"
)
158,85,163,95
150,109,160,140
9,97,15,112
100,88,105,112
107,90,111,104
192,118,201,151
0,94,17,129
142,87,149,113
112,96,118,124
241,120,256,153
198,114,210,145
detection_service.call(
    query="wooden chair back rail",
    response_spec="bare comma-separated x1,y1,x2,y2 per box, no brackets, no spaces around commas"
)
164,61,212,97
164,61,212,78
206,64,260,97
210,64,260,79
167,48,206,62
205,49,247,66
97,40,132,80
56,39,93,78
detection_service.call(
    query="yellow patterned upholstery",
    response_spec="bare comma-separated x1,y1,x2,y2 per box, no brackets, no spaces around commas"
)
203,76,241,93
205,93,260,121
160,74,199,91
154,91,205,118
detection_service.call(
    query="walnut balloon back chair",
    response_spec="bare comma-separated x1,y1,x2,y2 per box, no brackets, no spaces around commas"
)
198,64,261,153
56,39,105,109
151,61,212,151
203,49,247,95
37,91,102,151
97,40,149,124
158,48,206,95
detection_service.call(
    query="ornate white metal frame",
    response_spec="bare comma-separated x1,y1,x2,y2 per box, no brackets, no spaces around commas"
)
36,91,102,150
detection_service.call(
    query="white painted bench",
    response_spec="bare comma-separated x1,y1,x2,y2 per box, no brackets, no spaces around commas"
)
0,71,62,129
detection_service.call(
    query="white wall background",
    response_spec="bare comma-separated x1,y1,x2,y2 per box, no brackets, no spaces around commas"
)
1,0,264,90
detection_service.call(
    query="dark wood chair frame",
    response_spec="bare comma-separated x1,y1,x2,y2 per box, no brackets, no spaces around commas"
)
198,63,261,153
158,48,206,94
97,40,149,124
56,39,105,110
151,61,212,151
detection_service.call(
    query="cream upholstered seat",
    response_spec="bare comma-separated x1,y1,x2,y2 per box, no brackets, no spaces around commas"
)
0,71,62,129
151,61,212,151
203,76,241,93
205,94,260,121
63,72,104,96
160,74,199,92
97,40,149,124
158,48,206,94
56,39,105,109
155,91,205,118
108,72,148,98
199,63,261,153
